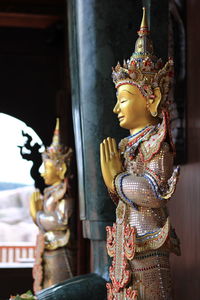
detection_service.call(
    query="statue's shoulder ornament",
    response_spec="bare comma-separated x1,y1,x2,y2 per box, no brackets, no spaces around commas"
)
139,110,175,162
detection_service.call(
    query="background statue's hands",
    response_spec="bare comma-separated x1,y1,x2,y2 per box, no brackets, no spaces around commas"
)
100,137,123,191
30,189,43,223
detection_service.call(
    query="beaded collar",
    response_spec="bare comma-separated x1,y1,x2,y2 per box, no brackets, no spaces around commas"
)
127,125,156,147
119,124,157,161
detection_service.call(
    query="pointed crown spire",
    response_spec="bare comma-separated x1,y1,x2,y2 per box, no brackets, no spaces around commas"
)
51,118,60,150
139,6,149,33
112,7,174,114
42,118,73,166
133,7,153,59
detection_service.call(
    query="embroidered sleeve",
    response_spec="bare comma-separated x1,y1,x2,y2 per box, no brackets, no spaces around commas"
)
114,143,179,209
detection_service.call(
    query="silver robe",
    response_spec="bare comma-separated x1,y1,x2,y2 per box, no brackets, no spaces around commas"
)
34,181,75,290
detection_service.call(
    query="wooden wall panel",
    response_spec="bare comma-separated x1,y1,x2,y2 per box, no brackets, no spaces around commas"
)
169,1,200,299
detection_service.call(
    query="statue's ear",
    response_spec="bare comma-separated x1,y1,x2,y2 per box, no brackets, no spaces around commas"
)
59,162,67,180
148,87,161,117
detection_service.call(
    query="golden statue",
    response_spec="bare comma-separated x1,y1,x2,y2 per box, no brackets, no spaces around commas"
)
30,118,75,292
100,8,180,300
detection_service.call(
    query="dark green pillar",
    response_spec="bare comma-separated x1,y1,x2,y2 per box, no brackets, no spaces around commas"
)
67,0,142,278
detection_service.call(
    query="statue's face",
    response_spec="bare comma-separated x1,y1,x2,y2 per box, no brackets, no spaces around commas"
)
41,160,61,185
113,84,150,132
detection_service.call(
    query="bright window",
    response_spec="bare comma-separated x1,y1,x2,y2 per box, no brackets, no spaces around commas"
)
0,113,44,266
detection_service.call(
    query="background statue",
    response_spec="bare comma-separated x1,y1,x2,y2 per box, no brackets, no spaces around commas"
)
30,118,76,292
100,8,180,300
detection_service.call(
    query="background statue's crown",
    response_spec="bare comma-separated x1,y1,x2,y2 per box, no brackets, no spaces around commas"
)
112,7,174,105
43,118,72,166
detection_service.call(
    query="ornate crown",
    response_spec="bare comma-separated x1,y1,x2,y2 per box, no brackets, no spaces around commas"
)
112,7,174,109
42,118,72,167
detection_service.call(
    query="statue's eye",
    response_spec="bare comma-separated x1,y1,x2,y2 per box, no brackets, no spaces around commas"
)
121,99,127,103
